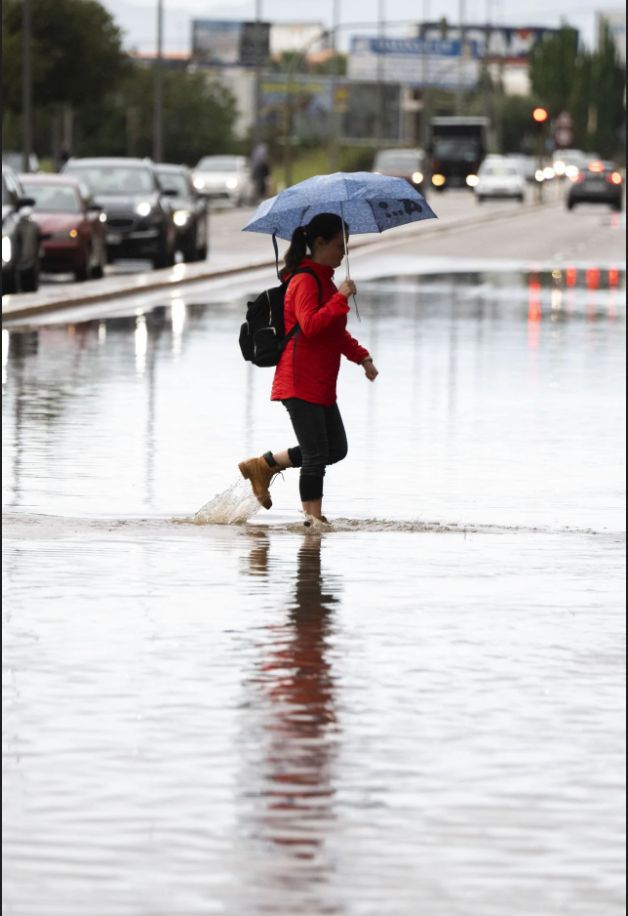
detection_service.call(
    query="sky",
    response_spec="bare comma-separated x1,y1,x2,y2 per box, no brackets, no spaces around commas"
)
102,0,608,53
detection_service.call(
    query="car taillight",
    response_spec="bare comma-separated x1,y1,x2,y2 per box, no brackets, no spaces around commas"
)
607,172,623,185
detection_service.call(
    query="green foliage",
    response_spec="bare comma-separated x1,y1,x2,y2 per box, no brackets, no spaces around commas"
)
2,0,127,111
75,66,238,164
530,23,626,158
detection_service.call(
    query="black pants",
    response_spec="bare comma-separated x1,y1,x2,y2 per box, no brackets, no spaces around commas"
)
283,399,348,502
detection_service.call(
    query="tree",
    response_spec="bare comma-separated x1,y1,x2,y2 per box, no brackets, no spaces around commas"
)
74,65,238,164
529,21,626,159
2,0,127,112
529,26,581,115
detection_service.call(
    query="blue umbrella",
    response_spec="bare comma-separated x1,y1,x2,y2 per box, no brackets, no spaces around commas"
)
243,171,438,280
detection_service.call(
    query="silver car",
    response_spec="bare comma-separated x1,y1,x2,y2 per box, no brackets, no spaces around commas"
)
192,155,254,207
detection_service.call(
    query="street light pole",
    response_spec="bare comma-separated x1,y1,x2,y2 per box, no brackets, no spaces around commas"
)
329,0,341,172
376,0,386,144
456,0,466,114
254,0,263,145
153,0,164,162
22,0,33,173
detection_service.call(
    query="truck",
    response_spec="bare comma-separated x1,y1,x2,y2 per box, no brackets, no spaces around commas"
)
428,117,490,191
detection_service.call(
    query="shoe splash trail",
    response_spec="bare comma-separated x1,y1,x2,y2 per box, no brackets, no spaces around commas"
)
192,479,261,526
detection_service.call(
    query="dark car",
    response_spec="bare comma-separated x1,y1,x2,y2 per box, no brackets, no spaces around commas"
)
62,157,177,268
2,167,40,294
20,174,107,281
567,160,624,211
155,163,209,262
373,148,428,195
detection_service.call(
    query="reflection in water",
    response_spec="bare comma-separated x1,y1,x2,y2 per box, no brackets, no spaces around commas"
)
240,535,341,910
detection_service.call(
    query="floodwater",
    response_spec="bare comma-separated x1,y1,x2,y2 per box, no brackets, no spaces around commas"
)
2,264,626,916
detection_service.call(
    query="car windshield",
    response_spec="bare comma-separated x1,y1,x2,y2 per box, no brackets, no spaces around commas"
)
375,152,421,170
66,165,155,195
21,182,81,213
197,157,242,172
480,163,518,177
433,138,482,162
157,171,189,196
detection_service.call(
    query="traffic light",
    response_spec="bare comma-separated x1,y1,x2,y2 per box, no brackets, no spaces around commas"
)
532,107,550,125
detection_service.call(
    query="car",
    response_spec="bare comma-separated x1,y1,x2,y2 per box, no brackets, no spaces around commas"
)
2,151,40,174
373,148,428,195
2,167,40,294
62,157,177,269
505,154,537,183
552,149,592,180
19,173,107,281
474,158,526,203
192,155,254,206
567,160,624,212
155,163,209,262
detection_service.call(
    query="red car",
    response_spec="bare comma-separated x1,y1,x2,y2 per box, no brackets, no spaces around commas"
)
19,174,107,281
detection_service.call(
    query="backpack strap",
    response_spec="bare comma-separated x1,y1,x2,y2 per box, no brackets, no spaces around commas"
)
280,268,323,359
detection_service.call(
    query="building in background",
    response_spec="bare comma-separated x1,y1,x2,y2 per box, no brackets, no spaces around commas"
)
597,9,626,62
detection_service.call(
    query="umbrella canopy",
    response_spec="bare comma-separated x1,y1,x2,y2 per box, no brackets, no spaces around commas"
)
243,171,437,241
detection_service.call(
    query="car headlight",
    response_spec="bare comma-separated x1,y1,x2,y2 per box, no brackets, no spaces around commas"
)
98,212,107,223
135,201,153,218
2,235,12,266
412,171,424,185
466,174,480,188
226,178,239,191
193,177,205,191
543,167,555,180
554,160,566,176
535,169,546,183
173,209,191,227
431,174,446,187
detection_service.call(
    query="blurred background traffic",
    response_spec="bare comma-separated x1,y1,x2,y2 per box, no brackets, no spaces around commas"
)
2,0,626,295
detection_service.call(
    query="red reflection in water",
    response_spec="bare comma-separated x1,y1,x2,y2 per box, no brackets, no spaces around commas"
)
586,269,601,290
566,267,578,289
528,274,542,349
608,268,620,289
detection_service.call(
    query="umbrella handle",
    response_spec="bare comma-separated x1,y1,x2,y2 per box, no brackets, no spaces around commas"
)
342,215,360,320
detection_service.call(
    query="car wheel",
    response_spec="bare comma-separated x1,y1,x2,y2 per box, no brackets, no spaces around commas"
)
153,237,174,269
476,195,484,204
195,243,208,262
182,243,197,263
19,260,40,292
612,201,623,212
518,195,525,204
74,257,89,282
2,269,17,295
567,201,576,211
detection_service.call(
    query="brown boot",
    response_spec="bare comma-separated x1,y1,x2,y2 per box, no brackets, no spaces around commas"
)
238,455,277,510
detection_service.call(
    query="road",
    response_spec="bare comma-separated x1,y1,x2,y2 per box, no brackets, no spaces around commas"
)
2,183,624,327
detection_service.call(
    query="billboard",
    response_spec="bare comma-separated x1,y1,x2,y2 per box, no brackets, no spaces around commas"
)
418,24,564,63
191,19,270,66
348,36,481,90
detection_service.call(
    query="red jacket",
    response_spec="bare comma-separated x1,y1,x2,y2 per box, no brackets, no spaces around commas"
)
271,258,370,407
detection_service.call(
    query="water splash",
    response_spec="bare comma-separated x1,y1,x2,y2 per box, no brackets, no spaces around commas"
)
192,479,261,526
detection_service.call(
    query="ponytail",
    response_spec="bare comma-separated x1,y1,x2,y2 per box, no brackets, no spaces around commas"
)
284,226,308,274
283,212,348,275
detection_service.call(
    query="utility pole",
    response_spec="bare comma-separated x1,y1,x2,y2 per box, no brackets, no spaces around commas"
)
420,0,432,156
254,0,263,145
375,0,387,145
329,0,341,171
153,0,164,162
22,0,33,173
456,0,466,114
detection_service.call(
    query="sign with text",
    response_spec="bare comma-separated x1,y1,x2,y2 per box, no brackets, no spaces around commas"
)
348,36,481,89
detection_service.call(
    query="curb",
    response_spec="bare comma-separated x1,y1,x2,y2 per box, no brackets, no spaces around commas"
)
2,197,559,322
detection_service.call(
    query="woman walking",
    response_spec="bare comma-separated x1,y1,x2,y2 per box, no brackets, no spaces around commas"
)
239,212,378,525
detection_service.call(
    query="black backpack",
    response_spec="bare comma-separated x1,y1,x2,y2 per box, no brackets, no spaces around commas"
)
239,268,322,368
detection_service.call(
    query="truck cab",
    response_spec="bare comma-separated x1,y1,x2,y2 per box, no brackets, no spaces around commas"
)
428,117,489,191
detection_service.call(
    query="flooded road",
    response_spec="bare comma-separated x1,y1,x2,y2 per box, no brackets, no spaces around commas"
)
2,262,626,915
